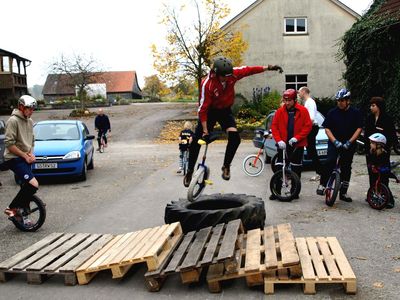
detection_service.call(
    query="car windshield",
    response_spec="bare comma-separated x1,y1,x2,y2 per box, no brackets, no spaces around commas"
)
34,123,80,141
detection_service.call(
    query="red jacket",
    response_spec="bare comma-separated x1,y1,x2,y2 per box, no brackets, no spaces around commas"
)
271,102,312,147
198,66,265,122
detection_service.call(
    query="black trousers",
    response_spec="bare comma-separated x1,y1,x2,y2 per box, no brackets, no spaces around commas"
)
320,143,356,195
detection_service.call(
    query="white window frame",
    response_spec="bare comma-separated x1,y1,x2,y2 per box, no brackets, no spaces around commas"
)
284,17,308,34
285,74,308,91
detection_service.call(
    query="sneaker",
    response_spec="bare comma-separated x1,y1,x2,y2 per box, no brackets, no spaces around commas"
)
221,165,230,181
310,175,320,181
269,194,277,200
183,170,193,187
316,185,325,195
4,207,17,218
22,215,33,227
292,195,299,200
339,194,353,202
386,202,394,209
177,168,182,174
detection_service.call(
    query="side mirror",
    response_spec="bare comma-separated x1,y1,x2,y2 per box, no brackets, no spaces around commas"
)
86,135,95,140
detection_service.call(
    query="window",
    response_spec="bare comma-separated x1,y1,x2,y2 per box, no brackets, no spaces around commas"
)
285,18,307,34
2,56,10,72
285,74,307,90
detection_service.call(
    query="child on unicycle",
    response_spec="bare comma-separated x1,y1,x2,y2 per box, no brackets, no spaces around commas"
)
367,133,394,208
177,121,193,174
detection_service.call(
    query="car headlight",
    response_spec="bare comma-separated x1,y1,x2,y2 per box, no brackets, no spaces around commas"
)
63,151,81,159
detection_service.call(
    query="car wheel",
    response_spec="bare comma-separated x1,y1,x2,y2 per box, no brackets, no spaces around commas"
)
87,151,94,170
79,158,87,181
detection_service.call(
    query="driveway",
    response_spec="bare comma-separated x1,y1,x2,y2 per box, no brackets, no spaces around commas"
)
0,103,399,299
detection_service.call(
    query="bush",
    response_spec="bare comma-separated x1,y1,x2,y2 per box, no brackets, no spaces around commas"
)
314,97,337,117
237,90,281,122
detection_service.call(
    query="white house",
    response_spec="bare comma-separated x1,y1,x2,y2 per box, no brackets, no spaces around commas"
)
222,0,360,99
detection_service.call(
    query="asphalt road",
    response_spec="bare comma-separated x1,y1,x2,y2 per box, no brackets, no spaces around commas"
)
0,103,399,299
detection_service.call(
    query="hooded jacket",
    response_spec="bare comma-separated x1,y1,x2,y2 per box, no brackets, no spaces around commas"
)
4,109,35,160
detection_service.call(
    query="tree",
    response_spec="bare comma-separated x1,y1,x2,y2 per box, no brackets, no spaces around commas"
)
142,74,170,99
49,54,102,109
339,0,400,124
152,0,248,90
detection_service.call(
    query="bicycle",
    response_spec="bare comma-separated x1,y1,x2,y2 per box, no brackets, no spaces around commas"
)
324,151,342,207
366,161,399,210
242,129,269,176
269,147,301,201
1,164,46,232
187,133,218,202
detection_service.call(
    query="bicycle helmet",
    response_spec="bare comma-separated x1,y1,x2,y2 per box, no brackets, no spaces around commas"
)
18,95,37,108
369,133,387,145
283,89,297,101
335,88,351,100
212,56,233,77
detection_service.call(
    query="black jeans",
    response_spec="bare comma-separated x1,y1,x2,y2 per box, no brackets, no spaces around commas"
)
306,125,322,174
320,143,356,195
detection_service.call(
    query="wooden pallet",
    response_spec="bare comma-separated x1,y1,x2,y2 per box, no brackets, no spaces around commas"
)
0,232,113,285
207,223,302,293
264,237,357,295
145,219,244,292
76,222,182,285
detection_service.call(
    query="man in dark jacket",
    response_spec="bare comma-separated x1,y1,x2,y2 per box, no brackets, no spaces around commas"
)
94,108,111,151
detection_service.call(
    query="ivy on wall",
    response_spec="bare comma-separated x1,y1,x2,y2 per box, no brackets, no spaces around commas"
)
339,0,400,125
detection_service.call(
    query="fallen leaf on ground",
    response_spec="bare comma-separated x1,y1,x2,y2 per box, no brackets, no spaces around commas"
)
352,256,368,260
373,282,384,289
394,268,400,273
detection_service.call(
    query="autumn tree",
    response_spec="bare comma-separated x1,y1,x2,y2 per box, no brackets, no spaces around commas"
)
143,74,170,99
152,0,248,90
49,54,102,109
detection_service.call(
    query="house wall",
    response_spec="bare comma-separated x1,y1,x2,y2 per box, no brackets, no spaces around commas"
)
224,0,358,99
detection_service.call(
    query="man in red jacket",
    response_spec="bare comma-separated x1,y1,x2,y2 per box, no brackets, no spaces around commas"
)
270,89,312,199
183,56,283,187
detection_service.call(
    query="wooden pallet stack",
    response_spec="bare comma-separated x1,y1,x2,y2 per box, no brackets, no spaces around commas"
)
206,223,302,292
264,236,357,295
0,233,113,285
145,219,244,291
75,222,182,284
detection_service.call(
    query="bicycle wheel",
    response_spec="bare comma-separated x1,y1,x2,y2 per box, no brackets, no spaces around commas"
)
269,169,301,202
325,171,340,207
187,166,209,202
242,154,264,176
11,195,46,232
271,154,279,173
367,183,391,210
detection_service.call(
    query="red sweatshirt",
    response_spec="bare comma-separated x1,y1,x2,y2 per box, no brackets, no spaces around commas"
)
271,102,312,147
198,66,265,122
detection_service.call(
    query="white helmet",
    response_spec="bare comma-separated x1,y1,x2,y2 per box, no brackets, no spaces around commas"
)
369,133,387,145
18,95,37,108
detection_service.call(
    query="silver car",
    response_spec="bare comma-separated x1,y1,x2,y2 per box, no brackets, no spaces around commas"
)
253,110,328,167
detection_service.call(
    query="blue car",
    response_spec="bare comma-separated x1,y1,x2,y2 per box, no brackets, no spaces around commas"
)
32,120,95,181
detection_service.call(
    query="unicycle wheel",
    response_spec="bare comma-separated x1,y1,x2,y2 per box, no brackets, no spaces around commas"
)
10,195,46,232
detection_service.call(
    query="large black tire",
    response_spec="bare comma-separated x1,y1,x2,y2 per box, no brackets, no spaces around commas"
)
165,193,265,233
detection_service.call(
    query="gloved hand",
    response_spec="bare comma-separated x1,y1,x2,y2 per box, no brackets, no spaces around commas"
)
277,141,286,149
288,137,298,146
333,140,343,149
343,140,352,150
268,65,284,73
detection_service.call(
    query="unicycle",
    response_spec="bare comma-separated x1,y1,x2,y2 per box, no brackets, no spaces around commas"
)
269,148,301,201
242,129,268,177
187,133,218,202
325,153,341,207
8,195,46,232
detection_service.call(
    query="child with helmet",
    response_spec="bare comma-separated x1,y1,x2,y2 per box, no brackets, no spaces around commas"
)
368,133,394,208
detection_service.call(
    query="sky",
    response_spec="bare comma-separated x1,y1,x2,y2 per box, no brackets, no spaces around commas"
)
1,0,373,88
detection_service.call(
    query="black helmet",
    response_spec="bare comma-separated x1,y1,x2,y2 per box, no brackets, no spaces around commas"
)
212,56,233,76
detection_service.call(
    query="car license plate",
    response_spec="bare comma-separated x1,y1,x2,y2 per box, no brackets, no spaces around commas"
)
317,149,327,156
35,163,58,169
